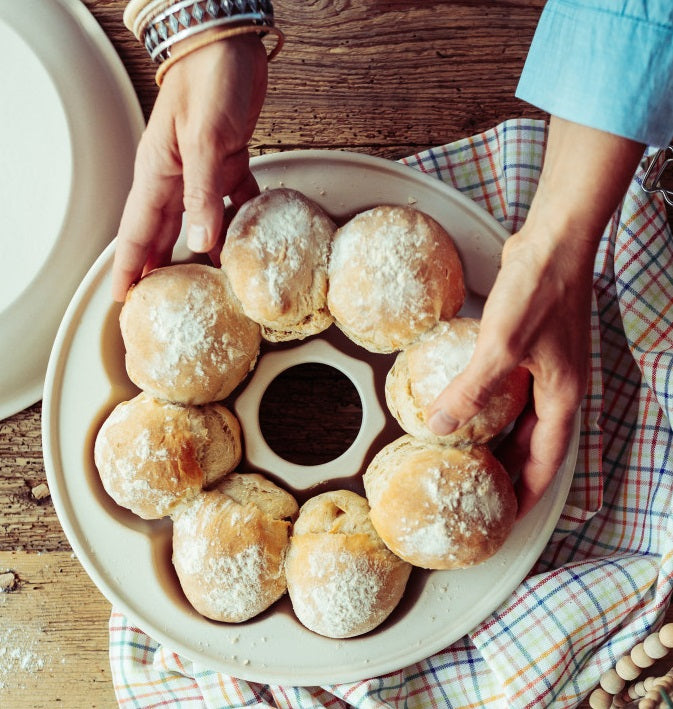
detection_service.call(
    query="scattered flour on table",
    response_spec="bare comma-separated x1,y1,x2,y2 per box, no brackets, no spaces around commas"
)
0,620,53,690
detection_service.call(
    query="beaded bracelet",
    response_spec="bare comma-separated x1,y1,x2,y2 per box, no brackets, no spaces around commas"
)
589,624,673,708
154,23,284,86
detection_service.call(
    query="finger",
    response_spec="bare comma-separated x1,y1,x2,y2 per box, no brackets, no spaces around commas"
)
111,135,183,301
142,210,185,275
182,145,251,254
427,348,516,436
112,183,182,300
230,169,260,208
209,201,238,268
493,404,537,478
209,169,260,267
515,404,578,519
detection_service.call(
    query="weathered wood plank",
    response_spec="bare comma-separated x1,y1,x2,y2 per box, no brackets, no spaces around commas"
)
0,551,114,708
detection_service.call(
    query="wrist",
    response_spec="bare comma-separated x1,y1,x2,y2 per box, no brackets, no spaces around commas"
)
525,116,644,249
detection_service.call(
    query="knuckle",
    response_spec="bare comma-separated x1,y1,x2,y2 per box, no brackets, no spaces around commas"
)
455,379,494,413
183,183,216,213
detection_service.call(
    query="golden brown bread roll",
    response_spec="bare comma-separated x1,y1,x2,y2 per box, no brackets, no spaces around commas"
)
363,436,517,570
221,188,336,342
285,490,412,638
213,471,299,521
93,392,242,519
172,475,298,623
327,205,465,353
385,318,530,445
119,263,261,404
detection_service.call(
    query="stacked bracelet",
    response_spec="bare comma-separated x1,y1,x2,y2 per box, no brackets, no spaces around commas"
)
124,0,282,67
154,23,283,85
145,0,274,62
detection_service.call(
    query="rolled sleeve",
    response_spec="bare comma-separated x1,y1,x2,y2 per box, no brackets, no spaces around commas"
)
516,0,673,147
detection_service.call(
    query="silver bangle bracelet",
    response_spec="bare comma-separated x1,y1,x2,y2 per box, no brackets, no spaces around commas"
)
142,0,274,63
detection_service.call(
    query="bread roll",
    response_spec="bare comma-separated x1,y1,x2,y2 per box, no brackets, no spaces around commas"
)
94,392,242,519
221,188,336,342
213,472,299,521
385,318,530,445
363,436,517,569
285,490,412,638
120,263,261,404
327,205,464,353
172,476,298,623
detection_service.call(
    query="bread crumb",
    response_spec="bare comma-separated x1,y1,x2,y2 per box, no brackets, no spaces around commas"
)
0,572,17,592
31,483,50,500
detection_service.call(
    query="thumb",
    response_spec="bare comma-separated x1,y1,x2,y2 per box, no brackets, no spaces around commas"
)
427,350,515,436
182,146,251,254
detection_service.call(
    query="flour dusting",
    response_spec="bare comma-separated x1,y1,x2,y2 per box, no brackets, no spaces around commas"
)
400,464,504,560
295,546,386,637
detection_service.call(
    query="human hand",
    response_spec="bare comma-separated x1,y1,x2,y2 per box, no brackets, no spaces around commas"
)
111,33,268,301
427,117,645,517
429,225,594,519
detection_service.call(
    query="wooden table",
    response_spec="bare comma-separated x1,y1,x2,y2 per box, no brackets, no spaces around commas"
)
2,2,669,707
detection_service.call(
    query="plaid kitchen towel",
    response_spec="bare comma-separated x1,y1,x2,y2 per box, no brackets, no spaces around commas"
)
108,118,673,708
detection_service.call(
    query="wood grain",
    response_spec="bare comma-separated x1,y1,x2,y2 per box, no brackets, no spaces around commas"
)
1,2,668,708
0,551,112,708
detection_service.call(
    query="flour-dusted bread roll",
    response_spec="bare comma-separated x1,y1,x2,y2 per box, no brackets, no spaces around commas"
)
172,475,298,623
93,392,242,519
213,472,299,521
363,436,517,570
385,318,530,445
120,263,261,404
285,490,412,638
327,205,464,353
221,188,337,342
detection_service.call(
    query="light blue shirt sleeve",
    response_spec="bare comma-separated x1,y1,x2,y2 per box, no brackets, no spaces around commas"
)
516,0,673,147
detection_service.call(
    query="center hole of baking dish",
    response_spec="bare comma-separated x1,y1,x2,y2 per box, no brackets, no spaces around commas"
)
258,363,363,466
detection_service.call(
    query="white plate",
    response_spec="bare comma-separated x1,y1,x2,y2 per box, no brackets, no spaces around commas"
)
42,150,578,686
0,0,144,420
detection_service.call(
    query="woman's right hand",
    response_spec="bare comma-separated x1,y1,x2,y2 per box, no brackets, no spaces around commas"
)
428,116,645,517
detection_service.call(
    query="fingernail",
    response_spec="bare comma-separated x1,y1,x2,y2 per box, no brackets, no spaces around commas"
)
428,411,459,436
187,224,208,252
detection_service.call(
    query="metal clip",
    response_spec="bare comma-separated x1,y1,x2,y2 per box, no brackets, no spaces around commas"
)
642,147,673,206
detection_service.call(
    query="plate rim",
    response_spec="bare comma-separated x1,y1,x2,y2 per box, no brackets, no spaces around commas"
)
0,0,145,421
42,148,577,685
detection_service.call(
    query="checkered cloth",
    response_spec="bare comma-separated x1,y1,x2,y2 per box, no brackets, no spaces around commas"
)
109,118,673,708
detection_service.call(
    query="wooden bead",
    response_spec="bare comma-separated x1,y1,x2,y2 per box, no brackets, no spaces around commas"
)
632,643,657,669
643,676,655,691
637,699,657,709
659,623,673,648
629,685,642,699
644,632,669,659
634,681,648,696
616,655,641,681
653,675,673,690
612,695,629,707
600,668,626,694
588,688,612,709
